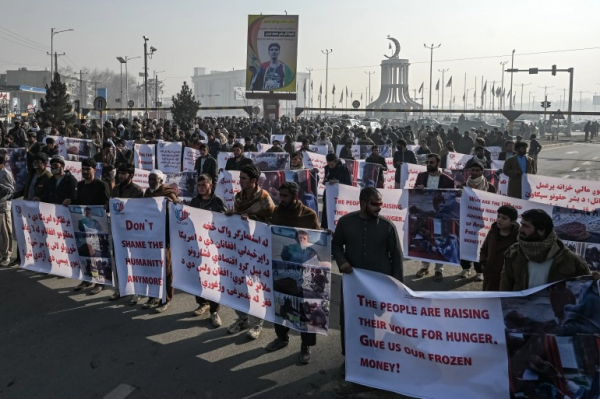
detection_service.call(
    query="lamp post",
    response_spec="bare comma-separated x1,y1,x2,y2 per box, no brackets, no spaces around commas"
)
499,61,508,109
424,43,441,113
118,56,141,109
519,83,531,110
365,71,375,108
143,36,157,118
509,49,515,110
50,28,74,78
438,68,449,114
321,49,332,110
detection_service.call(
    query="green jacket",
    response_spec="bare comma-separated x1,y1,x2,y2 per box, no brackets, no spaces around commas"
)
499,238,590,291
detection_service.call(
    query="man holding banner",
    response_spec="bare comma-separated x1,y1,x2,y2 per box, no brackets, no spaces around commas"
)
332,187,403,373
503,141,536,199
266,182,320,363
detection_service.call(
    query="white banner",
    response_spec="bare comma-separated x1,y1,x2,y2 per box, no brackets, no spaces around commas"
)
383,158,395,189
445,152,472,170
47,135,67,158
247,152,290,171
110,197,166,299
344,269,508,399
169,204,273,320
293,142,328,155
459,188,553,262
182,147,201,173
133,143,156,171
522,174,600,211
486,146,501,161
400,163,427,188
217,152,234,170
133,168,150,189
156,140,183,173
336,144,361,160
303,152,327,195
215,170,240,209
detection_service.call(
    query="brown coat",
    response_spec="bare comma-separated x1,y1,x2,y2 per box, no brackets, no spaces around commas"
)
480,222,519,291
503,154,536,199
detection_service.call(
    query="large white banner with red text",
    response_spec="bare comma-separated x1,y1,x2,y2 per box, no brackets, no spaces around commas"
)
133,144,156,171
522,174,600,211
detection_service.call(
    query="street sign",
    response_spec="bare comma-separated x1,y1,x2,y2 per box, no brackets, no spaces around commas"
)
552,110,565,120
93,96,107,111
252,106,260,115
128,100,134,108
352,100,360,109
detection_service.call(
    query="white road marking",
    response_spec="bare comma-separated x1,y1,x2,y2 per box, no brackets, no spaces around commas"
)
561,175,571,179
582,161,591,166
103,384,136,399
593,157,599,160
571,167,580,172
565,151,579,154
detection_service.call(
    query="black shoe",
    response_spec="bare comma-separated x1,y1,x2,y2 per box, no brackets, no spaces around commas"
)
300,344,311,364
266,337,289,352
74,281,92,291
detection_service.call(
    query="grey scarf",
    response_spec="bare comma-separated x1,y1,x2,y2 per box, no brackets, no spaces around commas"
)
518,231,560,263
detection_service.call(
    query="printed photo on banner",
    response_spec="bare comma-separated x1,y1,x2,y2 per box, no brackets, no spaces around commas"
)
271,226,331,334
81,257,113,284
407,189,461,265
257,170,319,215
164,172,197,204
500,277,600,398
0,148,27,192
248,152,290,171
446,169,501,189
65,138,92,161
70,205,109,233
360,145,393,159
246,15,298,92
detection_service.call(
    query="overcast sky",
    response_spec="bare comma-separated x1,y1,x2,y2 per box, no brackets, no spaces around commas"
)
2,0,599,108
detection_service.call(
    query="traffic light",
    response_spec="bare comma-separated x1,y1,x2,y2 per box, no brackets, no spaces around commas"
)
551,65,557,76
547,101,551,108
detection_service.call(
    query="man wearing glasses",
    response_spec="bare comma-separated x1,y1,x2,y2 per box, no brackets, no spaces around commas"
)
333,187,403,376
414,153,456,282
194,143,217,186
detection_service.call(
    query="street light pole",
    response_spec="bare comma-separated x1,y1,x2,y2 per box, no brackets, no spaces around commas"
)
306,67,313,117
50,28,74,78
365,71,375,108
143,36,149,116
500,61,508,109
424,43,441,113
438,68,449,113
321,49,332,111
509,50,515,110
519,83,531,110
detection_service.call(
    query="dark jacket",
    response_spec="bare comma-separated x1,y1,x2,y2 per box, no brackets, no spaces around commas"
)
189,194,227,213
75,179,110,207
503,154,536,198
40,171,77,204
324,161,352,186
393,149,417,183
339,145,354,160
365,154,387,187
414,171,455,188
16,169,52,200
110,182,144,199
225,155,253,171
207,140,221,159
498,151,516,161
479,222,519,291
194,155,218,183
465,156,491,170
499,238,590,291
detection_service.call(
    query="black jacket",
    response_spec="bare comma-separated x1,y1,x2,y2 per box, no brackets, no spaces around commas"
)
75,179,110,207
189,194,227,213
225,155,253,171
194,155,218,183
40,171,77,204
324,161,352,185
16,170,52,200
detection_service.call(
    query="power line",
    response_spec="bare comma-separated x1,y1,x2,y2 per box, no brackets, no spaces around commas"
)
312,46,600,72
0,26,49,50
65,54,79,69
0,31,47,53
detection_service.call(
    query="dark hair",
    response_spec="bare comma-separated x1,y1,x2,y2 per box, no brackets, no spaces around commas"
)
0,154,5,164
514,141,528,150
240,164,261,180
359,187,380,202
197,174,213,185
232,142,243,150
45,137,55,144
34,153,49,163
497,205,518,221
397,139,407,147
117,163,135,175
505,140,514,146
326,153,338,162
81,158,97,169
427,153,441,163
530,134,537,139
474,145,484,152
371,145,379,150
279,181,299,196
268,42,281,51
198,143,207,150
521,209,554,234
469,162,485,170
291,151,303,159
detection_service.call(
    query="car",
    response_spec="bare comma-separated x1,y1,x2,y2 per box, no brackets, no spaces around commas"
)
340,118,360,127
361,121,382,131
416,117,440,127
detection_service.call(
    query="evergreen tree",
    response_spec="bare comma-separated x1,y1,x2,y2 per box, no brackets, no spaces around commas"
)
35,72,76,127
170,82,200,127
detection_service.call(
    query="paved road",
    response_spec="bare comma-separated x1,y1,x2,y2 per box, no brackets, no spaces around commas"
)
1,141,599,399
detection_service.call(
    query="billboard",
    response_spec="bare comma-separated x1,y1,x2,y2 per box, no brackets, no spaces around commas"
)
246,15,299,92
593,95,600,106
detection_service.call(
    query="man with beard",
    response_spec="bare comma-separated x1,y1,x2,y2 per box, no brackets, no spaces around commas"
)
8,120,26,147
465,146,492,169
498,140,516,161
35,156,77,206
141,170,178,312
503,141,536,199
225,143,253,171
500,209,589,291
225,164,275,340
339,138,355,160
266,182,321,363
290,152,304,170
365,145,387,188
109,164,144,301
456,162,496,280
64,158,110,295
24,132,42,172
393,139,417,188
41,137,59,158
188,174,226,327
333,187,403,375
414,154,455,282
15,153,52,201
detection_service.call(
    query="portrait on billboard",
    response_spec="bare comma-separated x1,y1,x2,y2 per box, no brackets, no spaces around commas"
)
246,15,299,92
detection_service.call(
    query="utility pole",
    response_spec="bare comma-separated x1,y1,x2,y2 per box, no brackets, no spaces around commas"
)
365,71,375,108
500,61,508,109
321,49,332,110
305,67,313,117
50,28,73,78
424,43,441,113
519,83,531,110
438,68,448,113
509,49,515,110
538,85,554,124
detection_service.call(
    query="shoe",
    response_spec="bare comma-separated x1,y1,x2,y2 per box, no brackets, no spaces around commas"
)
8,259,19,268
89,284,104,295
155,301,170,313
416,268,429,278
247,322,263,340
129,295,140,306
227,318,250,334
434,271,443,282
74,281,92,291
474,273,484,282
109,291,120,301
0,258,10,266
266,337,289,352
193,304,210,316
456,269,471,279
300,344,311,364
211,312,222,327
143,298,160,309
